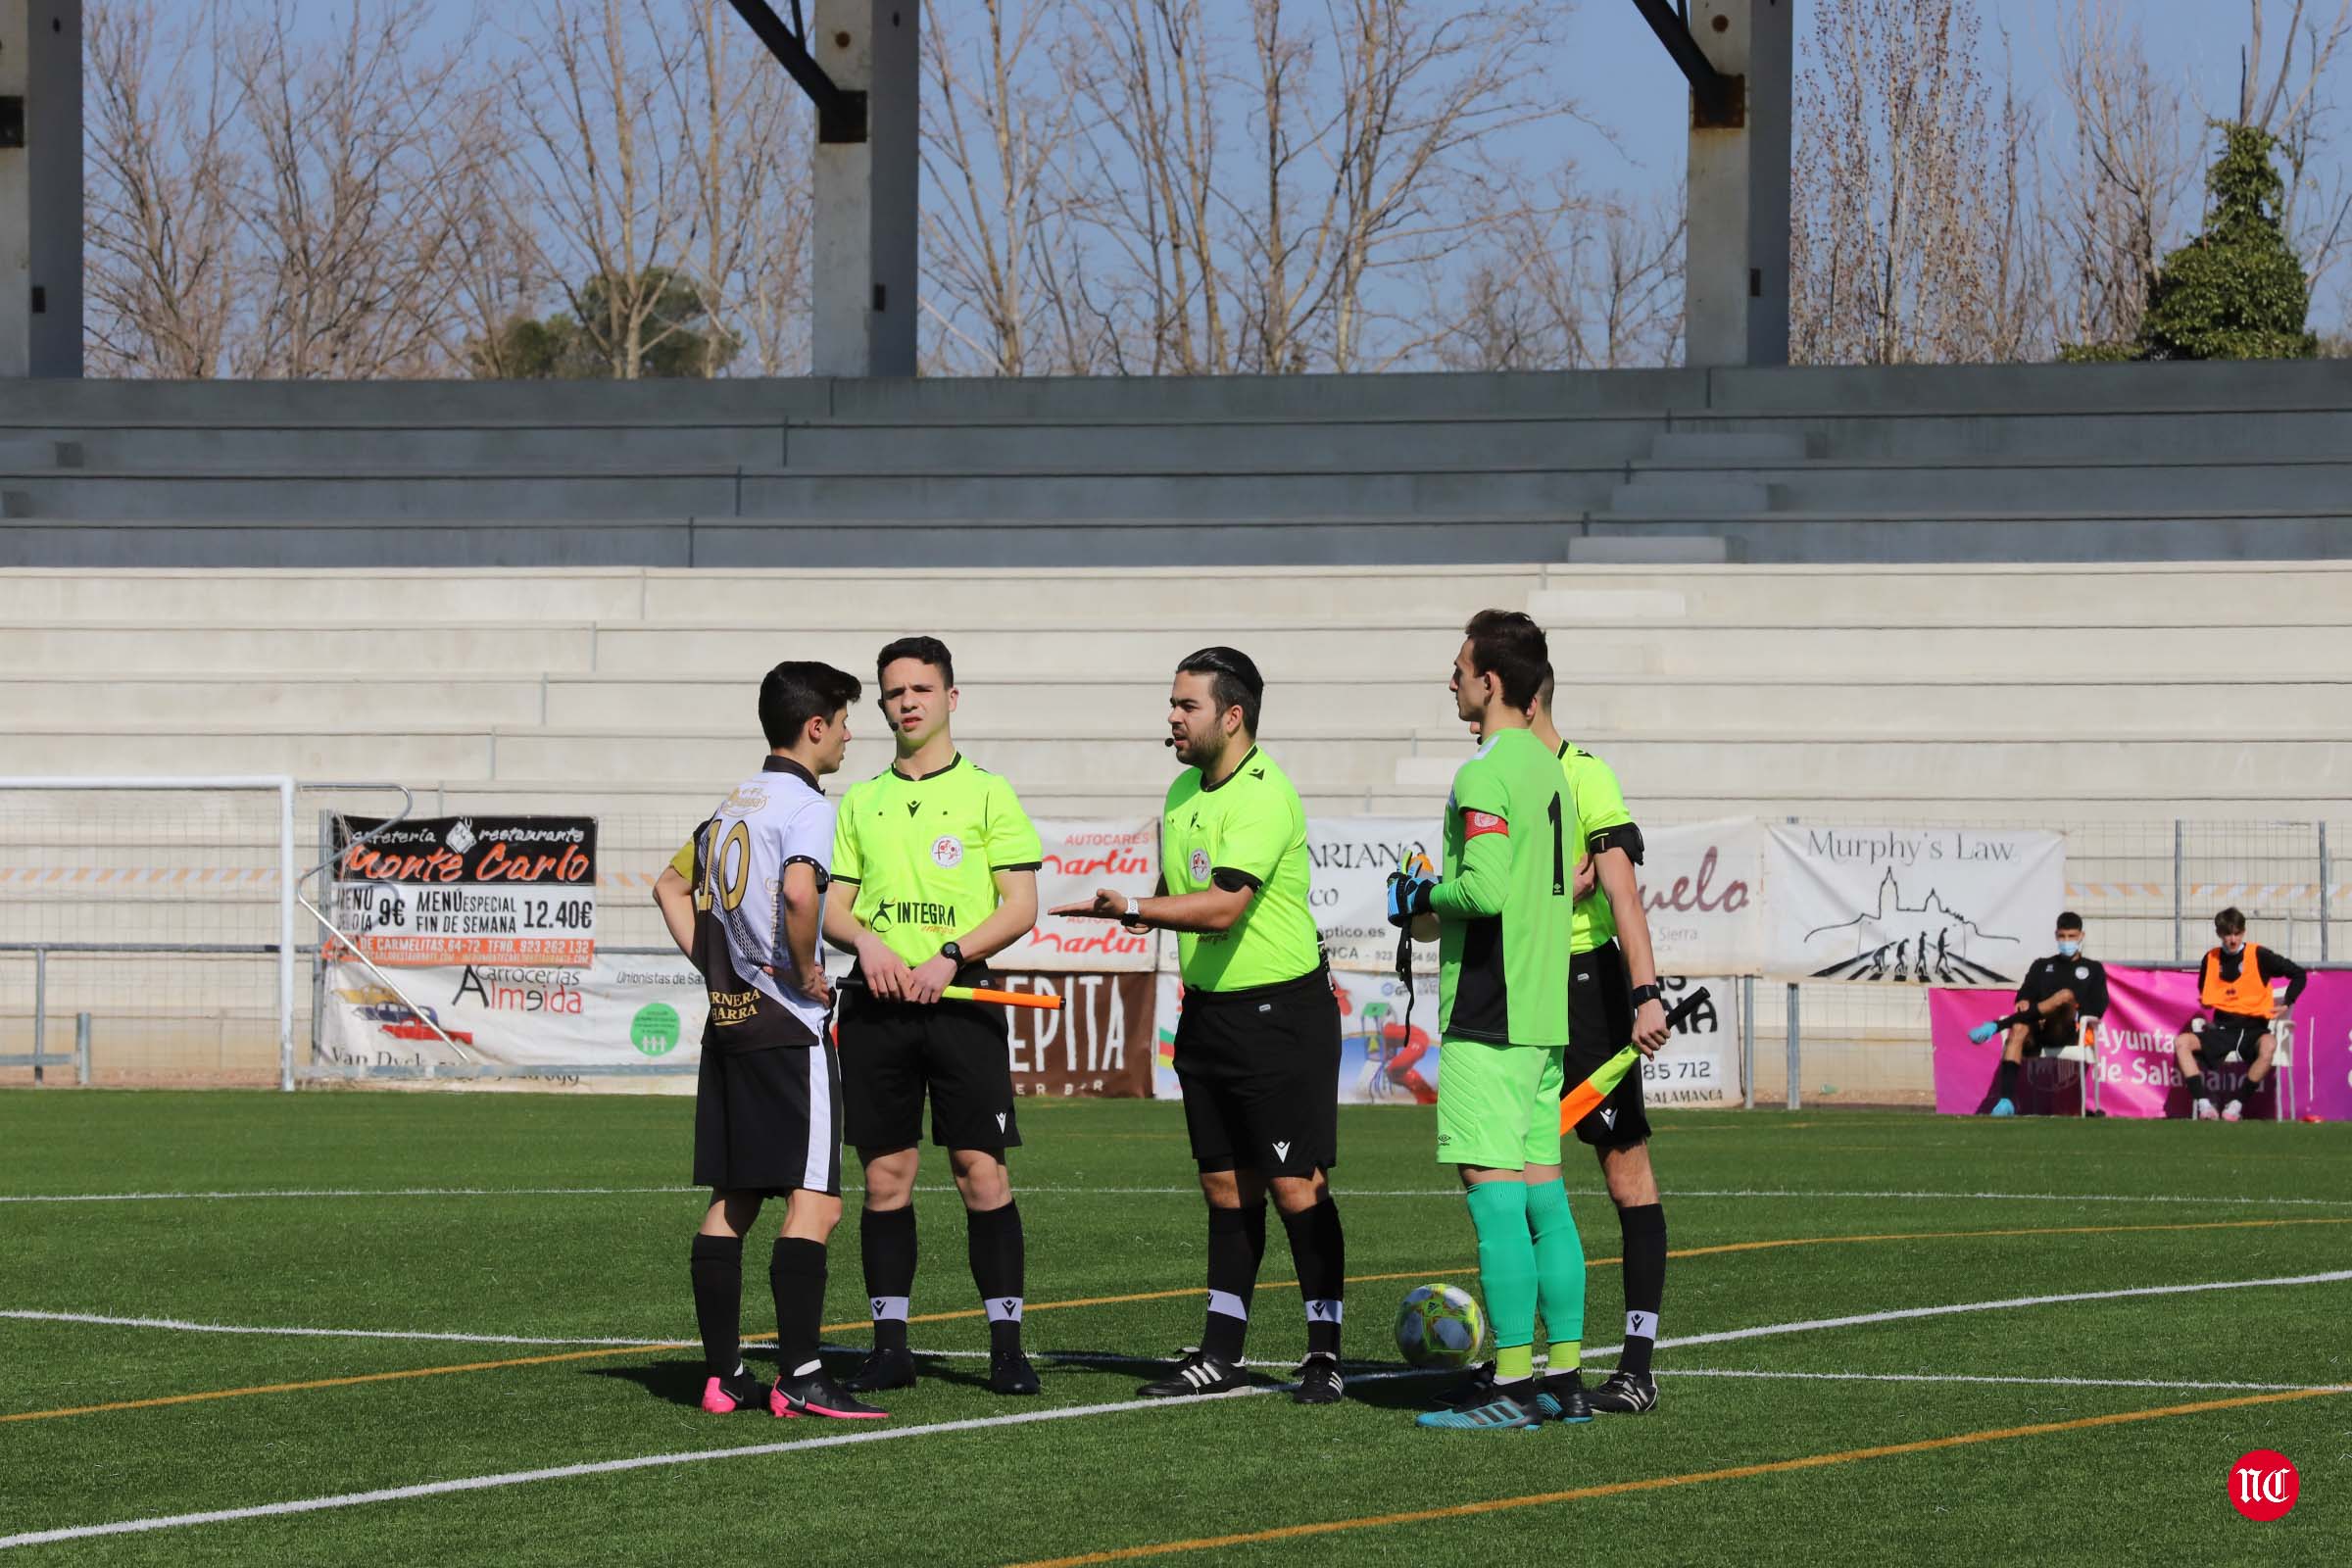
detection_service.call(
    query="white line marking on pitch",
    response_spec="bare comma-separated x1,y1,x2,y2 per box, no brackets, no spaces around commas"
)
6,1268,2347,1552
7,1184,2350,1207
0,1311,668,1348
1661,1368,2334,1394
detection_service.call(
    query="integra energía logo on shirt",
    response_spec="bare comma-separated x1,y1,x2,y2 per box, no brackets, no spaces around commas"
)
870,900,960,933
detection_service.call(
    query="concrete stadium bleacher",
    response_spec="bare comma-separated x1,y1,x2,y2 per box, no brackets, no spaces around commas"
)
6,360,2352,1088
4,561,2348,824
8,361,2352,564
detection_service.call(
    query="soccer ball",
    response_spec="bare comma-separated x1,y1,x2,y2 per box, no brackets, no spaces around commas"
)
1394,1282,1486,1369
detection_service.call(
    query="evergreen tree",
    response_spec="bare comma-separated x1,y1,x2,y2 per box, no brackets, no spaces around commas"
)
469,270,739,379
2138,122,2318,361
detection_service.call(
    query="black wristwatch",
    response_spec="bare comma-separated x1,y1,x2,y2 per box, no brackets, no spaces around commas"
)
1628,982,1664,1009
938,941,965,969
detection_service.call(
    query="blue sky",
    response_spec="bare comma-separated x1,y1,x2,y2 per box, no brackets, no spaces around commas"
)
1552,0,2346,326
397,1,2342,339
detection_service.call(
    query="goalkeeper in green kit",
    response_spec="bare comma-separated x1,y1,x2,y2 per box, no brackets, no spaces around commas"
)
1388,610,1589,1432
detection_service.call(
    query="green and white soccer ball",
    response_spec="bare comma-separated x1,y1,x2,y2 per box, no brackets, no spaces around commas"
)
1394,1282,1486,1369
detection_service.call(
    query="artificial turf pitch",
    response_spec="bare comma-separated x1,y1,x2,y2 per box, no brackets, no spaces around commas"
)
1,1094,2347,1564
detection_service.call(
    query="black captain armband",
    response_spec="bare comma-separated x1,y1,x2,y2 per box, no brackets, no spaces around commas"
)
1210,866,1262,894
1587,822,1645,865
781,855,830,894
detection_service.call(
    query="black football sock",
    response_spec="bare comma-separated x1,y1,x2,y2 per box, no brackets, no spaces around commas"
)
1992,1059,2022,1101
1200,1200,1267,1362
1278,1198,1346,1357
769,1237,828,1377
1617,1202,1667,1378
967,1200,1027,1353
859,1204,917,1353
688,1233,744,1377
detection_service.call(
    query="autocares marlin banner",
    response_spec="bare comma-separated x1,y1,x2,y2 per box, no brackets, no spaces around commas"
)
998,819,1160,972
1766,824,2064,985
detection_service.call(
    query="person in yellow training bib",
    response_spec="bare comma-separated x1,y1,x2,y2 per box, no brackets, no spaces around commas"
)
2173,906,2307,1121
1054,646,1349,1407
820,637,1045,1397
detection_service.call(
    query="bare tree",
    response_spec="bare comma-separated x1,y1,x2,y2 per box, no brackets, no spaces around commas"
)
1791,0,2044,364
1067,0,1232,372
83,0,247,377
506,0,698,378
2042,0,2190,349
227,1,493,379
658,0,809,377
2235,0,2352,294
920,0,1101,374
1438,180,1684,371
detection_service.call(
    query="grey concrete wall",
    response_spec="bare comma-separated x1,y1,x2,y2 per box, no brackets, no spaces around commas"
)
3,361,2352,564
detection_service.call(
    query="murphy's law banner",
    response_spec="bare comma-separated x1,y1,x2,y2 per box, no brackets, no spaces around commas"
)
331,814,598,967
1766,824,2064,985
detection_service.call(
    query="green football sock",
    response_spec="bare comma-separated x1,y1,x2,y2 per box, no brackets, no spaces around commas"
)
1525,1178,1587,1359
1547,1340,1582,1377
1465,1181,1538,1381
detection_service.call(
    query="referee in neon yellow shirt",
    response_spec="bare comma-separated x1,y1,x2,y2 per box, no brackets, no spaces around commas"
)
1054,647,1349,1405
821,636,1045,1397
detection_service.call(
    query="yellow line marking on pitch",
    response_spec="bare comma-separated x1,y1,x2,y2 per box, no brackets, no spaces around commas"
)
1004,1384,2352,1567
7,1216,2345,1425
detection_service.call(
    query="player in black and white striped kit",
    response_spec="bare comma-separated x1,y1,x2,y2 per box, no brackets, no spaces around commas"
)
654,661,884,1421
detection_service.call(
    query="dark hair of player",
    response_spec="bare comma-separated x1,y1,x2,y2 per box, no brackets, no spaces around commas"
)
2057,911,2083,931
1176,646,1264,735
1462,610,1548,710
759,661,862,749
2214,906,2247,937
1536,666,1555,710
875,635,956,690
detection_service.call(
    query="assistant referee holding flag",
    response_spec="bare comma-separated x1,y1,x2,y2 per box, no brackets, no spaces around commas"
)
823,636,1046,1396
1055,647,1350,1405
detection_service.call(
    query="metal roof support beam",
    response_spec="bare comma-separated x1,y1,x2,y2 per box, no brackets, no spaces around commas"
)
722,0,868,143
808,0,918,377
1672,1,1789,368
1629,0,1742,127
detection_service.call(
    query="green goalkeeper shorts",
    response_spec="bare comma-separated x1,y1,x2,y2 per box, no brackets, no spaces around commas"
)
1434,1037,1564,1169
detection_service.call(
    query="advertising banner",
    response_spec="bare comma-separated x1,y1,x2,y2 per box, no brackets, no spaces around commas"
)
1640,976,1743,1110
1306,817,1444,972
1930,964,2352,1120
1152,968,1741,1109
331,814,597,967
316,954,702,1081
1639,820,1767,977
995,970,1156,1098
998,819,1160,972
1766,824,2064,985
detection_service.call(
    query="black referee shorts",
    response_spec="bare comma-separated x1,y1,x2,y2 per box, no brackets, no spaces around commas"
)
839,979,1019,1153
1172,967,1342,1178
693,1042,843,1197
1566,940,1649,1150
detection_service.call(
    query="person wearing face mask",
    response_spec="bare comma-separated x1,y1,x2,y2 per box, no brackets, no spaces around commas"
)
1969,913,2108,1116
2174,906,2307,1122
